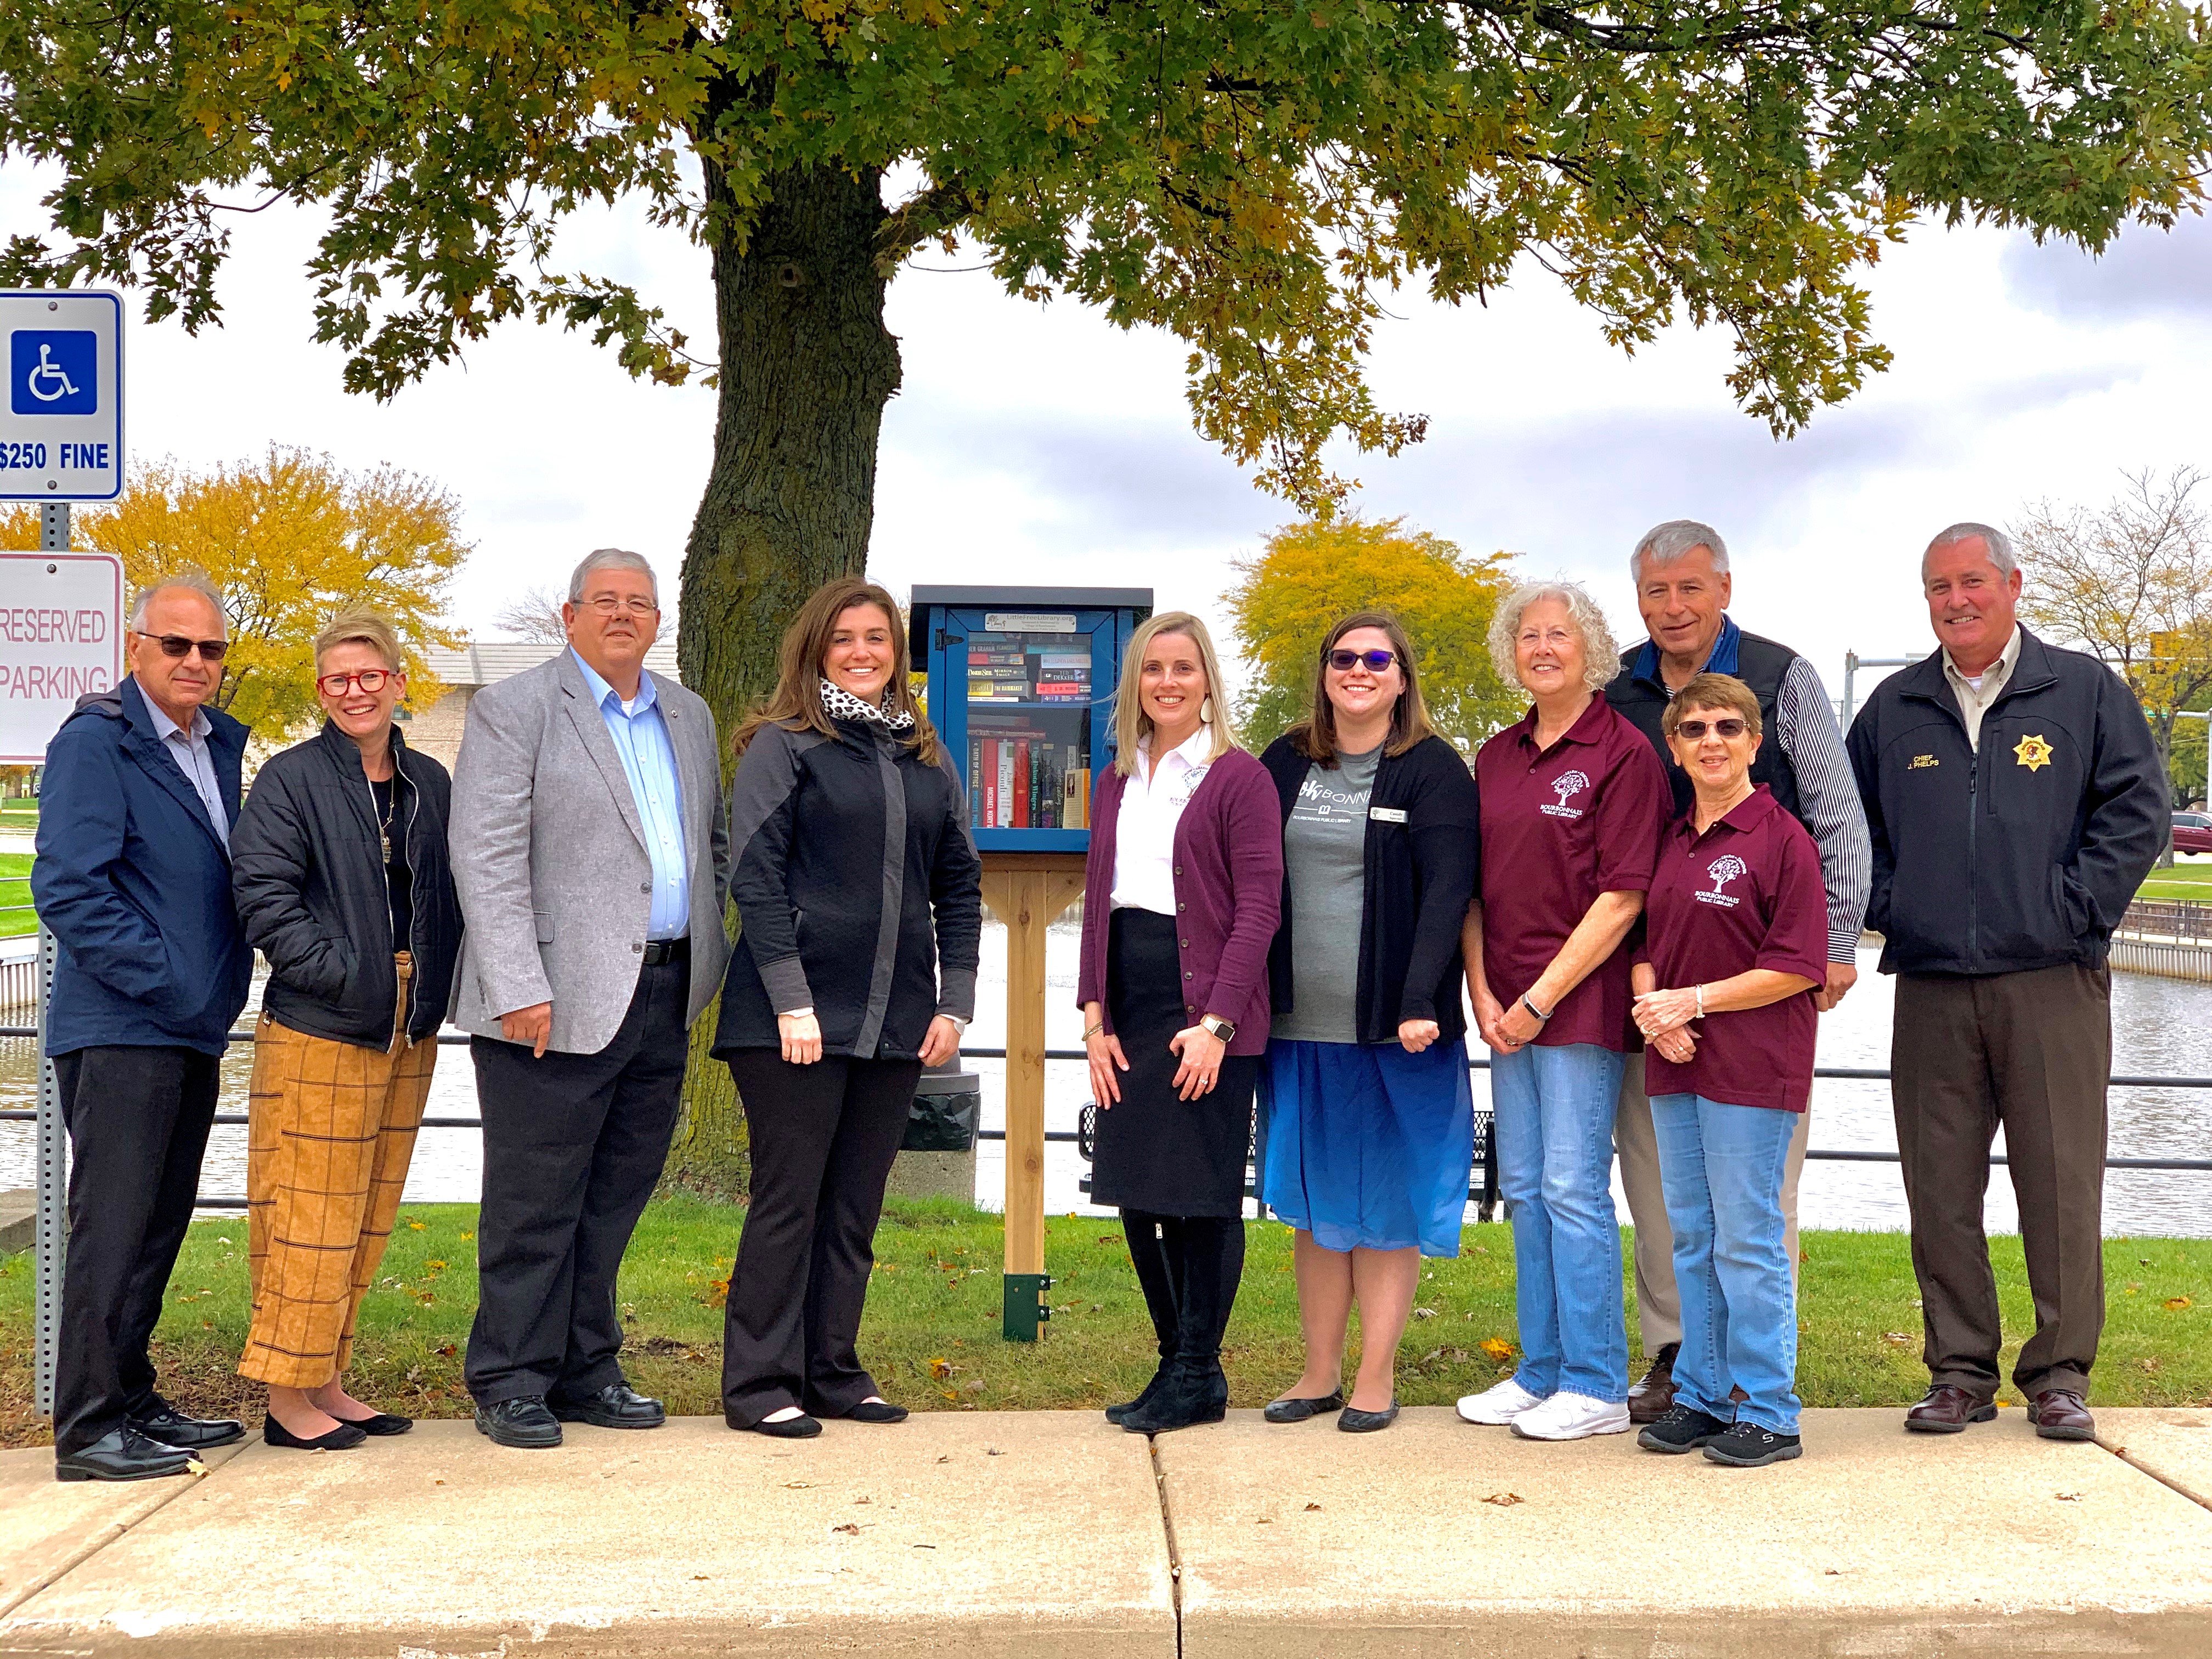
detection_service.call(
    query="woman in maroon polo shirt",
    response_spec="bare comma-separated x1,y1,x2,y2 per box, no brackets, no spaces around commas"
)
1079,612,1283,1435
1458,581,1668,1443
1630,672,1828,1469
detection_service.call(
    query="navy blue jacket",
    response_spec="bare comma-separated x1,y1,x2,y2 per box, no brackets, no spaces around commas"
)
33,676,254,1056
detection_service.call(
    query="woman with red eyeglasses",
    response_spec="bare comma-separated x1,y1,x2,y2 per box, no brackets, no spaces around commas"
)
230,610,464,1451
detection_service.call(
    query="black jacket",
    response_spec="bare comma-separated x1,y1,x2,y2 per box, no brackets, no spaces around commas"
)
1261,732,1481,1045
1605,625,1804,821
232,721,464,1047
1845,628,2165,977
715,717,983,1060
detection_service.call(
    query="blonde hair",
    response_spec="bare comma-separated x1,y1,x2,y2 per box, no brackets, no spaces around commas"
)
1487,580,1620,694
1112,612,1239,776
314,608,404,673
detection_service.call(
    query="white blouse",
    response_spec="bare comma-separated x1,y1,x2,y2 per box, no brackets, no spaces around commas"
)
1110,724,1215,916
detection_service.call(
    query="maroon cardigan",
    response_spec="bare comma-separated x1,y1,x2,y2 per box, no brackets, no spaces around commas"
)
1076,746,1284,1056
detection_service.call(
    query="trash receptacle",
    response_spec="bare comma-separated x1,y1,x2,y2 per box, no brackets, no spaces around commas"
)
887,1062,981,1203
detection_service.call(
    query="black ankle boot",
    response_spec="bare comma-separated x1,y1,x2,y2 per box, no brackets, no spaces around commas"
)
1105,1355,1175,1424
1119,1356,1228,1434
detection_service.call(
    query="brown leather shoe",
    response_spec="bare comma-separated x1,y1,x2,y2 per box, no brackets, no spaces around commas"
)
1905,1385,1997,1433
1628,1344,1679,1425
2027,1389,2096,1442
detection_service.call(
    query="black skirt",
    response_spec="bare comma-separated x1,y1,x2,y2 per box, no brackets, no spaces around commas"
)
1090,907,1256,1218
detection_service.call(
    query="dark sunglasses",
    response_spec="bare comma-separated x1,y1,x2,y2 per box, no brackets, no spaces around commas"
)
1327,648,1398,672
1674,718,1748,740
143,633,229,662
318,669,400,696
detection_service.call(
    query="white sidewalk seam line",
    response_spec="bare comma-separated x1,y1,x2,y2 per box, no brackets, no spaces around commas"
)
0,1447,243,1621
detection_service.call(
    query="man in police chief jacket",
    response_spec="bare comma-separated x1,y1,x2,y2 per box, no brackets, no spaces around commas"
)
1848,522,2164,1442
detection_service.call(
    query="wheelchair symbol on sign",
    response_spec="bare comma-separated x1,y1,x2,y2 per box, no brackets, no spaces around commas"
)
25,342,80,403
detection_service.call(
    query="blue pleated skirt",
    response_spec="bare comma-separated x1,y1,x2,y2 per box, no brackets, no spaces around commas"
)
1255,1037,1475,1257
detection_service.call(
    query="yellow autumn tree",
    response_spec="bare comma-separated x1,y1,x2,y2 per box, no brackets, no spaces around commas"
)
2,448,467,735
1227,517,1519,754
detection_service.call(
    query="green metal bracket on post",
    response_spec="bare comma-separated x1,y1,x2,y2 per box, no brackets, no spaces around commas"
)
1002,1272,1052,1341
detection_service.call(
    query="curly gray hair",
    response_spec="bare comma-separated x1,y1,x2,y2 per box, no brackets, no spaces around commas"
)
1487,580,1621,693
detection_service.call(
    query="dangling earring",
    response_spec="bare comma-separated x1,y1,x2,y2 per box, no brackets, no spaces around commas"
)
1200,696,1215,725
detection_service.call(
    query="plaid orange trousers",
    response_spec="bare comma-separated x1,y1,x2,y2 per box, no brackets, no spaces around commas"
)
239,953,435,1389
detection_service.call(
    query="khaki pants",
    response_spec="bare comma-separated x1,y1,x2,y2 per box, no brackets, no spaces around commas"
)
239,956,434,1389
1615,1049,1810,1354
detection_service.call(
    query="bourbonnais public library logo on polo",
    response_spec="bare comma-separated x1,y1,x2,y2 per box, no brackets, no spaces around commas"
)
1696,854,1748,907
1542,770,1590,818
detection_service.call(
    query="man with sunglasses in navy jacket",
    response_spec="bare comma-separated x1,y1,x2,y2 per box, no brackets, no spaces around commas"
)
32,574,255,1481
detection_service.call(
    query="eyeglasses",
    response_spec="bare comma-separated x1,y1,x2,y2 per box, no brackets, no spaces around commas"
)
1327,648,1398,672
318,669,401,696
582,596,659,617
139,633,228,662
1674,718,1748,740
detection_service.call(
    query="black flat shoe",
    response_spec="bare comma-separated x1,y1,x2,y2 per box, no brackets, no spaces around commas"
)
735,1412,822,1439
264,1414,368,1452
1337,1401,1399,1433
129,1401,246,1451
475,1397,563,1449
335,1412,413,1436
549,1383,666,1429
842,1401,909,1424
1263,1390,1345,1424
55,1427,195,1482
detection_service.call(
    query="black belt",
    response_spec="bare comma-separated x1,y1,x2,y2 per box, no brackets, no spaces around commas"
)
641,937,690,966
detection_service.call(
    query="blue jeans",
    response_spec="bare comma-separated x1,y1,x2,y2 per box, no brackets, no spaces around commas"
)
1649,1093,1802,1434
1491,1042,1628,1403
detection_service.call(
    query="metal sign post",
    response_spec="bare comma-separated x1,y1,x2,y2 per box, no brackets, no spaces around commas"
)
30,499,72,1416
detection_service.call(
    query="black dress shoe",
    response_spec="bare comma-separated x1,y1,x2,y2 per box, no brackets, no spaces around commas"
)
1337,1401,1400,1434
549,1383,666,1429
334,1411,413,1436
264,1413,368,1452
732,1412,822,1438
1263,1390,1345,1424
475,1397,564,1449
840,1400,909,1424
128,1401,246,1451
56,1427,195,1482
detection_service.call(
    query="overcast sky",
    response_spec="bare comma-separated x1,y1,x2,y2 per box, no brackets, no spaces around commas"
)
6,159,2210,709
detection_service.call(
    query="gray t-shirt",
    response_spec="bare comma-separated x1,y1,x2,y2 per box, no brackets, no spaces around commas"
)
1273,746,1381,1044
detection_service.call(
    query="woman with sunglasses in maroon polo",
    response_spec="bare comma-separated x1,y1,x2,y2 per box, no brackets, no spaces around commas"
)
1629,673,1827,1469
1254,612,1481,1433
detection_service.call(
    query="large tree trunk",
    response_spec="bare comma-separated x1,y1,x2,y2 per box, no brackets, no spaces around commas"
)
663,159,902,1198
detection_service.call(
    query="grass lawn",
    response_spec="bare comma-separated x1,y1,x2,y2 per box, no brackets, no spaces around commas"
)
0,799,35,826
3,1197,2207,1447
0,852,31,938
2139,859,2212,902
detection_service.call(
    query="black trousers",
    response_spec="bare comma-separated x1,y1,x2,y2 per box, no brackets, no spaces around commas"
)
50,1045,221,1455
465,958,689,1407
1892,963,2111,1399
721,1050,922,1426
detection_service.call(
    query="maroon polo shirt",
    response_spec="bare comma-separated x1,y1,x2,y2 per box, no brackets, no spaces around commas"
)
1474,696,1669,1051
1637,785,1830,1111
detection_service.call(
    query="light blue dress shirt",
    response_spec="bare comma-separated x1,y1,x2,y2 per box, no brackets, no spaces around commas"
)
143,695,229,851
571,648,689,939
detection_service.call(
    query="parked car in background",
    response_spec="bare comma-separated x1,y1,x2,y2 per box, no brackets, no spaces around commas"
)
2172,811,2212,856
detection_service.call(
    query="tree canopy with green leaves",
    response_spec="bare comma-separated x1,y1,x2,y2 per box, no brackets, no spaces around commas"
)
12,0,2211,1189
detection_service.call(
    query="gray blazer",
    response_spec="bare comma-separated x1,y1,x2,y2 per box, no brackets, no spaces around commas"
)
449,650,732,1054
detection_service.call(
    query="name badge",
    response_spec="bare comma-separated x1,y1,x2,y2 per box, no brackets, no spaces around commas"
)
1369,806,1407,823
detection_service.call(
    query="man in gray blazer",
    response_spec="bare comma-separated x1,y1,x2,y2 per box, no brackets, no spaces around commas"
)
451,548,731,1448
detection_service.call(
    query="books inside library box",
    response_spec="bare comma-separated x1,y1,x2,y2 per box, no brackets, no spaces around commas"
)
966,631,1094,830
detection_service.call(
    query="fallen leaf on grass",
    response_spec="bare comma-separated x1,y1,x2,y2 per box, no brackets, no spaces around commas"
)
1412,1307,1437,1319
435,1344,458,1358
928,1356,955,1380
1478,1338,1514,1363
1482,1492,1522,1507
2165,1296,2193,1311
1878,1332,1913,1348
408,1221,425,1232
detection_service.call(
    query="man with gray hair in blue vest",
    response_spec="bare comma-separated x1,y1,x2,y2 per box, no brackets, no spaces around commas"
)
1604,519,1871,1423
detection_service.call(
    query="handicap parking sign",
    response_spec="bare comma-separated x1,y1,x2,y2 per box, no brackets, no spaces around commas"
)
12,330,98,416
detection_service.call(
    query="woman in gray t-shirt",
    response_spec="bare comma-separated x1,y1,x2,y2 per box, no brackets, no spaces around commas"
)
1255,613,1482,1434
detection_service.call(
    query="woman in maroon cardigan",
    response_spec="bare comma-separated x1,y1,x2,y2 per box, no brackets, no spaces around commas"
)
1079,611,1283,1434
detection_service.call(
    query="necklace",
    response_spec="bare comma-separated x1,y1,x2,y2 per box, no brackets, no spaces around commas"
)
375,780,396,864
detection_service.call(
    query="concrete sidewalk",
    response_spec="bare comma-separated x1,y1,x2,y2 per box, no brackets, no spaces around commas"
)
3,1407,2211,1656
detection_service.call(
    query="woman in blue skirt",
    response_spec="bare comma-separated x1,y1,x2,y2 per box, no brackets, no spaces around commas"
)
1255,612,1482,1432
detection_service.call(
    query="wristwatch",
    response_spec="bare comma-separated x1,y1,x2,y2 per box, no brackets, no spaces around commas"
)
1200,1013,1237,1043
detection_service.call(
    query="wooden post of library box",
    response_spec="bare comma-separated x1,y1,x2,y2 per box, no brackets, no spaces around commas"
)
911,586,1151,1339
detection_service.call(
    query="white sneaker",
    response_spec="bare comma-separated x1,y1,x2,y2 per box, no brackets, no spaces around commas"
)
1510,1390,1632,1441
1456,1376,1547,1425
